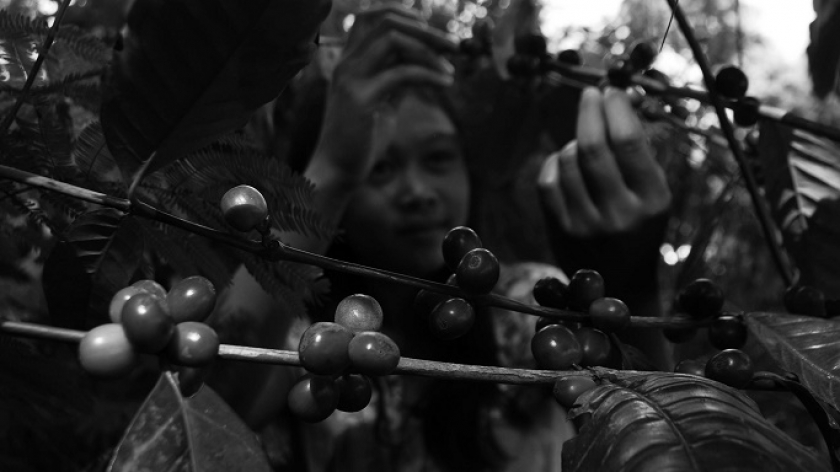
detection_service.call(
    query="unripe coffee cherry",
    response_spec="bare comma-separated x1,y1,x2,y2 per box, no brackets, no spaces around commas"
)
335,294,384,333
78,323,137,377
220,185,268,232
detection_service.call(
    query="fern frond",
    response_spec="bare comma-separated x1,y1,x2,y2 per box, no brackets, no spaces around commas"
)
71,121,124,192
241,253,309,319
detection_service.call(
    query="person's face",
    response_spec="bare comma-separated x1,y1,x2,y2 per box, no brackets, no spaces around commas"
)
341,94,470,277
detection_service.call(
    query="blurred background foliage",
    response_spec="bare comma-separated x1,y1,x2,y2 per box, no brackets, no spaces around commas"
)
2,0,840,468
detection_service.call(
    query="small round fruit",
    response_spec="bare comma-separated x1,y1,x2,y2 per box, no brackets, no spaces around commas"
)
456,248,500,295
556,49,582,65
678,278,724,319
733,97,760,127
533,277,569,309
335,294,384,333
220,185,268,232
663,325,697,344
442,226,482,271
176,365,211,397
348,331,401,376
166,276,217,323
298,322,354,376
589,297,631,331
568,269,605,311
165,321,220,367
708,314,748,350
784,285,827,318
552,376,597,409
78,323,137,377
287,374,340,423
132,279,167,300
531,325,582,370
705,349,754,388
628,41,656,71
674,359,706,377
121,293,175,353
574,327,612,367
715,65,749,99
429,298,475,340
335,374,373,413
109,285,144,323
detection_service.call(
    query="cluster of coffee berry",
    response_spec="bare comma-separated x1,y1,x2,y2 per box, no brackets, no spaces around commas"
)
220,184,269,233
288,294,399,422
78,276,219,378
413,226,500,340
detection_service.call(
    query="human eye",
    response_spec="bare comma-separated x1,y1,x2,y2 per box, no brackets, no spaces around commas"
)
423,147,462,172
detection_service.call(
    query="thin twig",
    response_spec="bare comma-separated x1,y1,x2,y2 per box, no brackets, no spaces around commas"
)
0,0,74,135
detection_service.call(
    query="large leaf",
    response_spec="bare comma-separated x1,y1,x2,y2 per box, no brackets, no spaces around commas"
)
107,371,271,472
563,373,830,472
746,311,840,413
100,0,332,181
758,120,840,294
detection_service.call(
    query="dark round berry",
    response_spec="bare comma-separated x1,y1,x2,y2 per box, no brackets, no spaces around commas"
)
556,49,582,66
348,331,401,376
628,41,656,71
287,374,339,423
531,325,583,370
429,298,475,340
733,97,760,127
574,327,612,367
220,185,269,232
121,293,175,353
715,65,749,99
678,278,724,319
589,297,631,331
568,269,605,311
442,226,482,272
165,322,219,367
674,359,706,377
166,276,217,323
705,349,754,389
607,62,633,88
335,294,384,333
456,248,500,295
298,322,354,376
335,374,373,413
708,314,748,350
784,285,827,318
643,68,670,86
533,277,569,309
552,376,597,409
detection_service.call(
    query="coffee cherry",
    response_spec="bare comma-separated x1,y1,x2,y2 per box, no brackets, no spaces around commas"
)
715,65,749,99
556,49,582,66
607,62,633,88
733,97,760,127
176,365,211,397
335,294,384,333
166,276,217,323
628,41,656,72
348,331,400,376
121,293,175,353
298,322,354,376
643,68,670,86
335,374,373,413
220,185,268,232
533,277,569,309
674,359,705,377
78,323,137,377
132,279,167,300
456,248,500,295
287,374,339,423
109,285,145,323
429,297,475,340
705,349,754,388
589,297,630,331
531,325,582,370
552,376,597,409
442,226,482,272
663,325,697,344
568,269,605,311
784,285,827,318
165,322,219,367
574,327,612,367
678,278,724,319
708,314,747,350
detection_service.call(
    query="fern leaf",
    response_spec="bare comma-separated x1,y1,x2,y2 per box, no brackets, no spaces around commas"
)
241,253,309,319
70,121,125,192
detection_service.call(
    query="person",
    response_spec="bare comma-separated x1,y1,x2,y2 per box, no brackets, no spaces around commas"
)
206,5,672,471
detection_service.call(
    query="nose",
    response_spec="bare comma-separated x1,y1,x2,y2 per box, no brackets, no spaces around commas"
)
395,165,437,212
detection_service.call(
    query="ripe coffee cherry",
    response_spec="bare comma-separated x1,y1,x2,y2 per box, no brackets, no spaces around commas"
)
429,298,475,340
287,374,339,423
784,285,827,318
715,65,749,99
552,376,597,409
674,359,706,377
121,293,175,353
165,322,219,367
708,314,747,350
663,325,697,344
574,327,612,367
335,294,384,333
733,97,760,127
176,365,211,397
531,325,583,370
568,269,605,311
335,374,373,413
533,277,569,309
132,279,167,300
220,185,268,232
589,297,631,331
166,276,217,323
556,49,582,66
456,248,500,295
109,285,145,323
628,41,656,71
442,226,482,272
678,278,724,319
78,323,137,377
298,322,354,376
705,349,754,388
348,331,400,376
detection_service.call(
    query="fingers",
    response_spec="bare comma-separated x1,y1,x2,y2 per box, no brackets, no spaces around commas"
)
354,29,454,78
347,8,456,56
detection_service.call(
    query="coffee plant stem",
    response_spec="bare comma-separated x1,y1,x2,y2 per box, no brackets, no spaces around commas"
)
0,0,74,135
0,165,709,329
666,0,794,287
